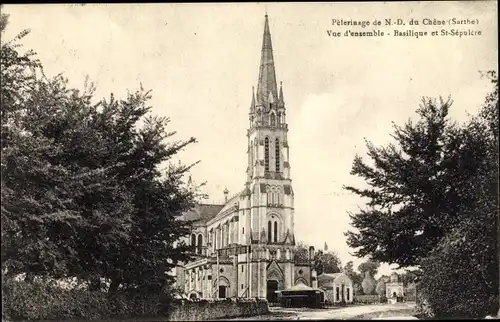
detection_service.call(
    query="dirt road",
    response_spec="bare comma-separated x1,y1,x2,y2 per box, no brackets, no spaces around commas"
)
224,302,416,320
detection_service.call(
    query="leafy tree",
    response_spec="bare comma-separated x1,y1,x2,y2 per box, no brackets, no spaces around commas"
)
294,242,342,275
343,70,498,317
399,270,418,286
343,260,355,276
293,241,310,264
0,10,8,33
361,271,376,295
357,260,380,277
417,71,499,318
405,283,416,301
358,260,380,295
344,93,489,268
1,20,198,297
313,250,342,275
343,260,362,290
375,278,386,297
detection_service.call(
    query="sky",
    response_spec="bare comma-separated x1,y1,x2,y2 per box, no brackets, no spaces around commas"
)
3,2,498,278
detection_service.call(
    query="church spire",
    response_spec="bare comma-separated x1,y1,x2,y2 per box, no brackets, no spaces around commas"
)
256,14,278,106
250,86,256,113
278,81,284,104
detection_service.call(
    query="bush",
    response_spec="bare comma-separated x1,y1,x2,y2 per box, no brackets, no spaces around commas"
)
417,207,498,319
353,294,380,304
2,278,172,320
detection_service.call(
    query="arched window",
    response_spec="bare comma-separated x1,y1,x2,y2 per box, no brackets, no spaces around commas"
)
275,138,280,172
264,137,269,172
191,234,196,247
268,221,272,242
197,234,203,254
270,113,276,126
274,221,278,243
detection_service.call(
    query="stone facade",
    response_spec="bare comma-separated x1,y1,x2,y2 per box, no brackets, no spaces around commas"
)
317,273,354,304
386,272,404,303
173,15,316,302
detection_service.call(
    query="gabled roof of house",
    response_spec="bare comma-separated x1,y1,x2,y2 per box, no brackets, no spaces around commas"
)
317,273,351,288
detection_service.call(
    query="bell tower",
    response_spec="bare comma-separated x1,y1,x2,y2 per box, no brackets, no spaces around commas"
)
244,14,295,248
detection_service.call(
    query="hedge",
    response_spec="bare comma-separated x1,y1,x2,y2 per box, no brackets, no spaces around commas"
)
353,294,380,304
2,278,172,321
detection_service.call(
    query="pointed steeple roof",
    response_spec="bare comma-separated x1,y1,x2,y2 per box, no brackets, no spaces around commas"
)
250,86,256,113
278,81,284,104
256,14,278,106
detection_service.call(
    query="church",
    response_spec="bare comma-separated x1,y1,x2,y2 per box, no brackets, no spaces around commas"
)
174,14,317,302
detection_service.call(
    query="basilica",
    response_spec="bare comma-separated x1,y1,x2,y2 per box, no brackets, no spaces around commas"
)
174,15,317,302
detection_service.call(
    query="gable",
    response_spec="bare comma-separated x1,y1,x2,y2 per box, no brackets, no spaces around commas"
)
266,260,284,280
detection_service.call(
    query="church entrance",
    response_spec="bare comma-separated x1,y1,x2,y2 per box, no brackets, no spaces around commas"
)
218,285,227,298
267,280,279,303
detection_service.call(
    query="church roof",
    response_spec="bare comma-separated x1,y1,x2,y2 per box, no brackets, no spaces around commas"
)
207,190,244,225
181,204,224,225
256,14,279,106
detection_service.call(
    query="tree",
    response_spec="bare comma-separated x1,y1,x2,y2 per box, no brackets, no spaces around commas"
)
418,209,497,318
358,260,379,295
375,278,386,297
0,9,9,33
417,71,499,318
361,271,376,295
343,70,498,317
399,270,418,286
344,94,489,268
1,21,198,297
293,242,310,264
357,260,380,277
294,242,342,275
313,250,342,275
343,260,355,276
343,260,362,290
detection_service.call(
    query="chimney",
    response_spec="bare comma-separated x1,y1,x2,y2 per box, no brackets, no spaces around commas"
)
223,187,229,203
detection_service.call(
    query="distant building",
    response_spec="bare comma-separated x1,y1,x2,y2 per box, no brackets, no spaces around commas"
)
386,272,404,303
317,272,354,304
173,14,317,303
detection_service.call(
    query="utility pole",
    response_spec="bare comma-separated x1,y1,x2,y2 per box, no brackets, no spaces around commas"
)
216,249,220,299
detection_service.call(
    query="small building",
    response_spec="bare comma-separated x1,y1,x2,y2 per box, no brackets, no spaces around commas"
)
386,273,404,303
317,272,354,304
276,283,323,308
